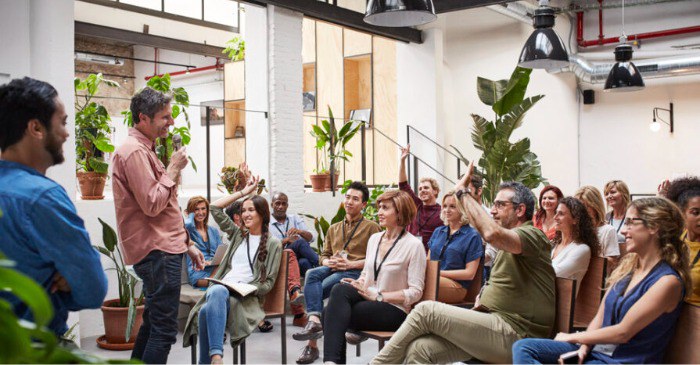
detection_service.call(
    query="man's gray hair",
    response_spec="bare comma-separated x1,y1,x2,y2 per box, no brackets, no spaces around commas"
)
130,87,172,125
499,181,536,221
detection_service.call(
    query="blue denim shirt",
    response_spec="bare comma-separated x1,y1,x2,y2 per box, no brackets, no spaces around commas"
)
428,225,484,288
0,160,108,335
184,213,223,278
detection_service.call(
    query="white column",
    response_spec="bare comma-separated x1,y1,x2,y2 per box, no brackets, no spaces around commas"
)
266,5,304,209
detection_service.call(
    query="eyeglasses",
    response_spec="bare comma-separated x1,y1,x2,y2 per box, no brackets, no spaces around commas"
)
623,217,646,226
493,200,515,210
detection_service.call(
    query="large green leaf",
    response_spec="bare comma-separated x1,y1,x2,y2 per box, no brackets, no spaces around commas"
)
470,114,492,152
98,218,118,252
477,77,508,106
492,67,532,116
88,157,108,174
0,268,53,326
497,95,544,141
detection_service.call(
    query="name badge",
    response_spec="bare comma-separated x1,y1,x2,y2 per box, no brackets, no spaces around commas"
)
592,344,617,357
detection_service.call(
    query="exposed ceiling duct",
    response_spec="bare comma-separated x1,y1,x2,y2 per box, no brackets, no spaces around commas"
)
486,1,700,83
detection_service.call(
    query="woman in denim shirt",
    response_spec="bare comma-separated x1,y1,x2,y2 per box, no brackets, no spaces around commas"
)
185,196,224,287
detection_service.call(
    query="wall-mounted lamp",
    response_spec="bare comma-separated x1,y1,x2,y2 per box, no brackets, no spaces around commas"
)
650,103,673,133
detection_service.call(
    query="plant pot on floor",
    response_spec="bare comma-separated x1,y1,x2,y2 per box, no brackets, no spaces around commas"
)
309,174,327,192
324,172,340,192
77,171,107,200
98,298,145,351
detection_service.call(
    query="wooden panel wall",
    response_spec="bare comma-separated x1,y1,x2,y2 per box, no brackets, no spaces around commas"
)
344,28,371,58
225,138,245,168
224,61,245,101
372,36,397,185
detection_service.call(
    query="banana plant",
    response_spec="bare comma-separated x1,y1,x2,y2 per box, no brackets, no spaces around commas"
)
309,106,362,174
452,66,548,205
74,74,119,174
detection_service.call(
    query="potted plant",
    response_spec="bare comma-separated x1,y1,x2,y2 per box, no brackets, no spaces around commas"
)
74,74,119,200
309,106,362,191
93,218,144,350
451,66,548,205
218,165,266,195
223,36,245,61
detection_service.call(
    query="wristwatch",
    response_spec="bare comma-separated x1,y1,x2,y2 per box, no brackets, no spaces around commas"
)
375,292,384,302
455,187,472,201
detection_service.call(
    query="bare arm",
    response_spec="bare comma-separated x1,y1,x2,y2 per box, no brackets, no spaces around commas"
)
399,144,410,183
211,175,258,208
441,259,480,281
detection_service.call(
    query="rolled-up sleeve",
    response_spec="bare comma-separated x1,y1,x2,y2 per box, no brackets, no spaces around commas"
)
120,151,175,217
402,244,427,308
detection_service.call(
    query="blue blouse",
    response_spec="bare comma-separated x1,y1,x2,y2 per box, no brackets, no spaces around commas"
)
185,213,223,270
428,225,484,288
598,261,684,363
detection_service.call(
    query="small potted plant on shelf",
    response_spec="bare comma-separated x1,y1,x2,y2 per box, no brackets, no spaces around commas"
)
94,218,144,351
75,73,119,200
218,164,266,195
309,106,362,192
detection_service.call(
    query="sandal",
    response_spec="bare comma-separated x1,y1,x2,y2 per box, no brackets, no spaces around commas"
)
258,320,273,333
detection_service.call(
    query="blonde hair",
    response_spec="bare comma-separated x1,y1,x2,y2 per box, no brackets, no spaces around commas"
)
440,191,470,226
575,185,606,227
604,180,631,213
606,197,691,295
376,190,417,227
186,196,210,227
419,177,440,198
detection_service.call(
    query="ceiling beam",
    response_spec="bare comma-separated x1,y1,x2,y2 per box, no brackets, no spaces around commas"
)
434,0,515,14
241,0,423,43
75,22,225,58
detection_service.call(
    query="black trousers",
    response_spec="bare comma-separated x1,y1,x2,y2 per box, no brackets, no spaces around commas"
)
322,283,407,364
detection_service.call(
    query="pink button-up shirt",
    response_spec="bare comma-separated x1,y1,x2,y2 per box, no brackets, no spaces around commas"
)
112,128,188,265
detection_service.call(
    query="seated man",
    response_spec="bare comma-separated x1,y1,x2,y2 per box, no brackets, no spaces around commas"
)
293,181,381,364
0,77,108,337
372,164,555,364
269,191,319,276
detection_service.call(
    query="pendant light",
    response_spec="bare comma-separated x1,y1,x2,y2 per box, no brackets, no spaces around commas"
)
364,0,437,27
604,0,645,92
518,0,569,70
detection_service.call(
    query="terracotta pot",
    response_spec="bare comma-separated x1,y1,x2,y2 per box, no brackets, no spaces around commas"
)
324,172,340,192
309,174,327,192
77,171,107,200
100,298,145,349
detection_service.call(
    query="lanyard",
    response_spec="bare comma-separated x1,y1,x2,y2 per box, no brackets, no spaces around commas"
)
373,229,406,281
245,235,260,273
342,217,364,251
417,208,440,232
274,219,290,238
693,250,700,267
438,229,459,260
609,213,626,233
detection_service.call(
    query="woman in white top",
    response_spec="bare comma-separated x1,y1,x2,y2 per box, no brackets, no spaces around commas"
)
575,186,621,267
604,180,631,244
551,197,600,287
323,190,427,364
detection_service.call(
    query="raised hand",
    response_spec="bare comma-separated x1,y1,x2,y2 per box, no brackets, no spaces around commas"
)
400,144,411,161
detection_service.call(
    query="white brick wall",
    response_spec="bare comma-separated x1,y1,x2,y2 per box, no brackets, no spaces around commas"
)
267,5,305,210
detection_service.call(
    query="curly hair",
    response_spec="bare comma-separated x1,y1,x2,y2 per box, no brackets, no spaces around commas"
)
552,197,600,257
534,185,564,224
242,195,271,282
665,176,700,211
606,197,691,294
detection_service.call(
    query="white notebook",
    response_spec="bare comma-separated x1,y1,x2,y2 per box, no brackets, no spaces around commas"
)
207,243,229,267
204,278,257,297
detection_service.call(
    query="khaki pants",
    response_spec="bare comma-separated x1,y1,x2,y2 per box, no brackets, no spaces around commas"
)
437,276,468,304
372,301,521,364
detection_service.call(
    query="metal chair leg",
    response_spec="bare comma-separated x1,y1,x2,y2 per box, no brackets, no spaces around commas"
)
190,335,197,364
379,339,385,351
233,343,239,364
240,340,246,364
356,342,361,357
281,316,287,364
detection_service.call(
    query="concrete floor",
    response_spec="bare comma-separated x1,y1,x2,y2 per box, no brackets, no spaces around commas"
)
81,315,379,364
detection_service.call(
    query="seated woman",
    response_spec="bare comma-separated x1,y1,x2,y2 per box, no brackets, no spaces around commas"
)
183,177,282,365
575,186,621,266
322,190,427,364
551,197,598,287
185,196,224,288
604,180,632,244
664,176,700,306
513,197,690,364
427,190,483,304
533,185,564,240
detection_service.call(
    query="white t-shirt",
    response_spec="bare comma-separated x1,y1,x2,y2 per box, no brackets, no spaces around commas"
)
222,234,261,285
597,225,620,258
610,218,625,243
551,242,591,290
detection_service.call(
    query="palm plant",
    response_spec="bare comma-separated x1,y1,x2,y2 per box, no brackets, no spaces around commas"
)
452,66,548,205
74,74,119,174
310,106,362,174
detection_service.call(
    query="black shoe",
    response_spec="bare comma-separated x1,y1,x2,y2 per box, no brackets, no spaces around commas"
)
345,332,368,345
258,320,273,333
296,345,320,364
292,320,323,341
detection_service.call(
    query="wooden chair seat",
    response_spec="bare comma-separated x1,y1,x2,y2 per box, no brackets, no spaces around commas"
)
573,256,607,330
553,277,576,336
451,257,484,308
665,304,700,364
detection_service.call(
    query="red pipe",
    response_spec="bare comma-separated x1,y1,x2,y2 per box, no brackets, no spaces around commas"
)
577,12,584,45
145,62,223,80
597,0,604,44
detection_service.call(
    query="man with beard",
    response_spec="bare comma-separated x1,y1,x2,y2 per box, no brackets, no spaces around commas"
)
269,191,319,327
0,77,108,337
372,161,555,364
112,87,205,364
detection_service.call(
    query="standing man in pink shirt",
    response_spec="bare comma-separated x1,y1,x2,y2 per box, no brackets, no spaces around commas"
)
112,87,204,364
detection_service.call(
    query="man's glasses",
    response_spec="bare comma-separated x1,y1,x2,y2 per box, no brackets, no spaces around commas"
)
623,217,646,226
493,200,514,210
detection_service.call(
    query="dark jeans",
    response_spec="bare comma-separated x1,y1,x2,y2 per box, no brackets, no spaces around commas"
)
285,238,319,276
323,283,407,364
131,250,183,364
512,338,617,364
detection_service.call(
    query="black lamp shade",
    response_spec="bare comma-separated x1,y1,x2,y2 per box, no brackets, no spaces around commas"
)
604,44,645,92
518,7,569,70
364,0,436,27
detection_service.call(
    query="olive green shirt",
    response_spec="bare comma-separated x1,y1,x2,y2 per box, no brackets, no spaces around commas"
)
320,215,381,264
479,221,556,338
